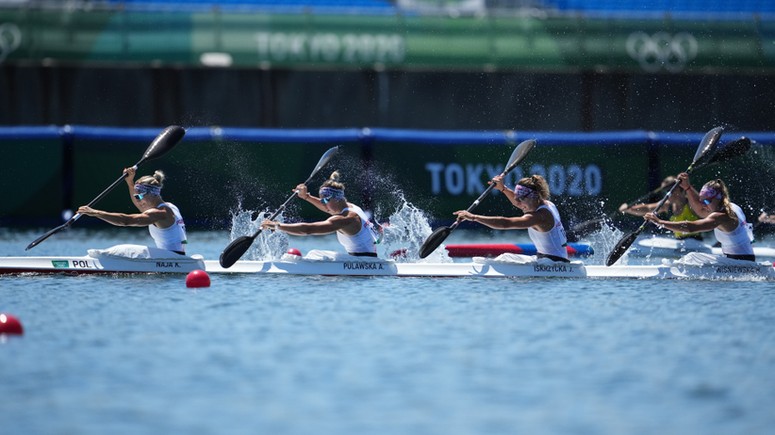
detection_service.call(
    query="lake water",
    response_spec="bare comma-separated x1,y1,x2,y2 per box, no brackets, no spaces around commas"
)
2,227,774,435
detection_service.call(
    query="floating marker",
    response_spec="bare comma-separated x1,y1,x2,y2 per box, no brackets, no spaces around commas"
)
0,313,24,335
185,269,211,288
286,248,302,257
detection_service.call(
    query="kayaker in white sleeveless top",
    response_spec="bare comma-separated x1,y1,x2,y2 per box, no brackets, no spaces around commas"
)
454,174,569,262
77,168,188,254
262,171,381,257
644,173,754,261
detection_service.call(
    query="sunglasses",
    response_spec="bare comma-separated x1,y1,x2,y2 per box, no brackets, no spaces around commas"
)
701,197,714,205
133,193,145,201
320,196,331,205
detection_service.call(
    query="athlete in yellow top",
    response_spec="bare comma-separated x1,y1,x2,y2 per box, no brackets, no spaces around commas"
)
618,176,702,240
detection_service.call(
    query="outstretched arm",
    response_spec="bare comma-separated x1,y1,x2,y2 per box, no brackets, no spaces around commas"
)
262,214,359,236
454,209,545,230
77,205,169,228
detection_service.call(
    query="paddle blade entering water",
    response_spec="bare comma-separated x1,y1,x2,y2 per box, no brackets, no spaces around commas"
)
606,231,639,266
219,235,257,268
419,226,452,259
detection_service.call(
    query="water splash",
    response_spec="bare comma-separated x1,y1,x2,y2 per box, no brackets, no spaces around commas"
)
224,192,451,263
575,215,630,266
227,206,289,261
379,193,451,263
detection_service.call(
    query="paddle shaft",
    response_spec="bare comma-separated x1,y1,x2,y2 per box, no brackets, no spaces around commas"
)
630,179,681,235
420,145,533,258
25,125,185,251
26,163,142,250
219,145,341,268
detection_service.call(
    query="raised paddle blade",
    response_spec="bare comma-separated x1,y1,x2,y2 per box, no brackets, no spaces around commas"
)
139,125,186,164
308,146,340,181
605,127,723,266
219,145,340,268
418,139,536,259
605,230,640,266
25,125,185,251
707,136,751,166
219,235,256,268
688,126,724,171
504,139,536,173
419,226,453,259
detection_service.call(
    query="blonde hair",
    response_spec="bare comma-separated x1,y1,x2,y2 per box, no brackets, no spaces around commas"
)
136,170,166,187
321,171,345,190
702,178,734,217
517,175,550,200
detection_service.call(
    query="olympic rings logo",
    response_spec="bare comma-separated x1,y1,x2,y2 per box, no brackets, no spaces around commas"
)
0,23,22,63
626,31,698,73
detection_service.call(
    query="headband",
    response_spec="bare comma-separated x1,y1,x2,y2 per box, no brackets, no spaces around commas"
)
134,183,162,197
699,186,722,201
319,186,345,200
514,184,538,200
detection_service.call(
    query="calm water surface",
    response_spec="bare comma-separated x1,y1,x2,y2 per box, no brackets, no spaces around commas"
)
1,229,774,435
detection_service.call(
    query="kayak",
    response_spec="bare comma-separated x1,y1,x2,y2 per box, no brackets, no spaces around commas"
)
0,244,206,275
630,236,775,261
1,247,773,281
444,242,593,258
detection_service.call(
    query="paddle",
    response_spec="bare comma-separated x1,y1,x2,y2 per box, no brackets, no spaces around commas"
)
26,125,186,251
218,145,340,268
569,185,668,237
707,136,751,166
418,139,536,259
572,135,750,240
605,126,724,266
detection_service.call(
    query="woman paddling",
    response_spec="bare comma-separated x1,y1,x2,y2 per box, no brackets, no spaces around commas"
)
618,176,703,241
643,173,754,261
261,171,382,257
77,168,188,254
453,174,569,263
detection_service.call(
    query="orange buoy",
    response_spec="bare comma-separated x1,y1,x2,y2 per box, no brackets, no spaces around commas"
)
0,313,23,335
186,269,211,288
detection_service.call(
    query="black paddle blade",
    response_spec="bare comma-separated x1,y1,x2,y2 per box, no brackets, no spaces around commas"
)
219,235,257,268
504,139,536,173
142,125,185,162
689,126,724,170
25,222,70,251
605,230,640,266
708,137,751,166
419,226,452,259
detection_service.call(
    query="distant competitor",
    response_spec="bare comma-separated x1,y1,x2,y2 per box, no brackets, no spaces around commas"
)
261,171,382,257
454,174,569,262
619,175,702,241
77,168,188,254
644,173,754,261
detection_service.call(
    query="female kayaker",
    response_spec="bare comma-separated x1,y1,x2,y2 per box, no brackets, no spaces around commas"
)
644,173,754,261
453,174,569,262
261,171,382,257
618,175,703,241
77,168,188,254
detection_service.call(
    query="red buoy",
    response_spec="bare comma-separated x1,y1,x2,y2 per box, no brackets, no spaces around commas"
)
186,269,211,288
286,248,302,257
0,313,23,335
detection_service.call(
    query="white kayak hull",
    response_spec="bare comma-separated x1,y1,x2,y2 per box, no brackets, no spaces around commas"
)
0,255,207,274
2,255,773,281
630,236,775,261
